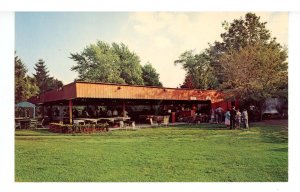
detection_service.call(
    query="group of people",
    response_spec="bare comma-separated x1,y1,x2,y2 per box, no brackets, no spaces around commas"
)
75,107,127,118
224,106,249,129
212,106,249,129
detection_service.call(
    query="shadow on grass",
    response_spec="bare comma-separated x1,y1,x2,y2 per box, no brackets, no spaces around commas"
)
15,129,53,136
257,127,288,144
269,147,288,152
172,123,228,130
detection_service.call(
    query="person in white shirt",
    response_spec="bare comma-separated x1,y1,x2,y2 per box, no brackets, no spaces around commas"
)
242,109,249,129
107,109,112,117
112,109,118,117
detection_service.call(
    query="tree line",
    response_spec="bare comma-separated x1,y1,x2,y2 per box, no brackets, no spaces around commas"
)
175,12,288,107
70,41,162,87
15,42,163,103
15,56,63,103
16,12,288,110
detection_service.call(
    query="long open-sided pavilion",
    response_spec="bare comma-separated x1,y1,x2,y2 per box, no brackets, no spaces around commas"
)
29,81,236,124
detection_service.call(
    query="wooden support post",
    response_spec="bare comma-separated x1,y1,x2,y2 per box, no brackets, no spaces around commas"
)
59,105,63,124
69,100,73,124
42,105,45,118
122,100,125,117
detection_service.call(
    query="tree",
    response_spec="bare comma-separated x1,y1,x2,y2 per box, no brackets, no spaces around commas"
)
174,50,218,89
209,12,280,85
33,59,50,93
220,13,272,51
15,54,39,103
48,77,64,90
15,55,28,103
70,41,125,84
111,43,144,85
71,41,162,86
23,76,39,99
219,42,288,108
214,13,288,100
33,59,63,93
180,75,195,89
141,63,163,87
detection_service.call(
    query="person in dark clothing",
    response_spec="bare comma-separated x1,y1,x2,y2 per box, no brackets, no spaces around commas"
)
73,108,79,118
230,106,237,129
47,107,53,122
54,107,59,117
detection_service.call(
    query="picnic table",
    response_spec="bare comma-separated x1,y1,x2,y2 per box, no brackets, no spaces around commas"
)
73,117,131,125
15,118,40,129
15,118,31,129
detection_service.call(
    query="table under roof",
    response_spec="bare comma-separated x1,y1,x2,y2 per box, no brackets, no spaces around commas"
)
28,81,230,125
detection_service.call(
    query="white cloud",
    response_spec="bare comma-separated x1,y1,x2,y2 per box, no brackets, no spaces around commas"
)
118,12,288,88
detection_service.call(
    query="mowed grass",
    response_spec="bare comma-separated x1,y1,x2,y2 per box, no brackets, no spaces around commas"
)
15,121,288,182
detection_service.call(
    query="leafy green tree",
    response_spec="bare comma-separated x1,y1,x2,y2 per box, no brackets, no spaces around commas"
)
71,41,145,85
141,63,163,87
48,77,64,90
180,75,195,89
219,13,272,51
15,54,39,103
174,50,218,89
219,42,288,109
209,12,280,85
23,76,39,99
71,41,162,86
70,41,124,83
112,43,144,85
207,12,288,119
15,55,28,103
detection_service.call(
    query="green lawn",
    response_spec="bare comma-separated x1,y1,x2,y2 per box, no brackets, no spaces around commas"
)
15,121,288,182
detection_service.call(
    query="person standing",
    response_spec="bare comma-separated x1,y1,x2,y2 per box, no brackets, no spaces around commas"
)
73,108,79,118
230,106,236,130
242,109,249,129
210,108,216,123
112,108,118,117
225,110,231,128
249,104,255,122
235,109,241,129
215,106,224,124
107,109,112,117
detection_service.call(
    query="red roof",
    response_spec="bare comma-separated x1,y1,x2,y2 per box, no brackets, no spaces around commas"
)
29,81,226,104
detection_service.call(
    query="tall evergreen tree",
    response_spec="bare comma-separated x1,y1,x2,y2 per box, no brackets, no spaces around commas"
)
33,59,50,93
33,59,63,93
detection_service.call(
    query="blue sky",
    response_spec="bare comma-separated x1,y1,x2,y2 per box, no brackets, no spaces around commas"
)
16,12,129,84
15,12,288,87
